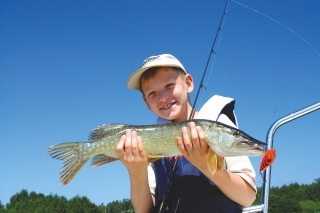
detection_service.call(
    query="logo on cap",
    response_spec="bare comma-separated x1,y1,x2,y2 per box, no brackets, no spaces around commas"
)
141,55,160,67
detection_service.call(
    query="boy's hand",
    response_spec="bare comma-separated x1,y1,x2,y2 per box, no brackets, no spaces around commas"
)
176,122,209,172
117,130,149,175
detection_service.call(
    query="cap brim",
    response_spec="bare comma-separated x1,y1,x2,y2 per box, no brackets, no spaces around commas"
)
127,64,185,90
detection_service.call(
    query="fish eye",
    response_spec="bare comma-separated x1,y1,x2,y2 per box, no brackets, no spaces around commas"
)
233,131,241,138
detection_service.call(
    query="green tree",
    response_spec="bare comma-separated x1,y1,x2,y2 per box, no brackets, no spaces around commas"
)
306,178,320,201
46,194,68,213
299,200,320,213
0,200,5,213
67,195,102,213
5,189,103,213
106,199,134,213
6,189,30,213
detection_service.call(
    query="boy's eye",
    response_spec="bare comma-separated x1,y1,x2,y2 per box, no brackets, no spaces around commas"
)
148,92,155,98
166,84,175,89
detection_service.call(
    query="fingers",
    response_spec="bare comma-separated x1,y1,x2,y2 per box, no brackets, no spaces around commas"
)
196,125,209,155
176,128,188,155
116,134,126,159
176,122,208,157
136,133,145,156
117,129,146,163
126,130,137,160
190,122,201,152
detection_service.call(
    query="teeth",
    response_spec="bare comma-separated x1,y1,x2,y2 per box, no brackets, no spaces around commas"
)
162,103,173,109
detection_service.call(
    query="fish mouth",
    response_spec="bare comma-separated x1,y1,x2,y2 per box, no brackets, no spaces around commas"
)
240,139,267,151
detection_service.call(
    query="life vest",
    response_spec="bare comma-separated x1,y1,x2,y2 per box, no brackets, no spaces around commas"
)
153,95,242,213
153,158,242,213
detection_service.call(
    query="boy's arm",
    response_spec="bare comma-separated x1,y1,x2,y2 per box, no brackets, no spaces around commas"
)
217,114,257,193
212,114,256,206
201,164,256,207
117,130,154,213
176,117,256,207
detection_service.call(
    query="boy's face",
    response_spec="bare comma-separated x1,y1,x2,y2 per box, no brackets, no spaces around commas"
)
141,67,194,122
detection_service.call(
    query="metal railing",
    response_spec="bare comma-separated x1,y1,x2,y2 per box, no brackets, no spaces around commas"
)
242,101,320,213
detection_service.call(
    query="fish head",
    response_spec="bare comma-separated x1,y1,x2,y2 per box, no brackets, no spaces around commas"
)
203,121,267,157
228,130,267,156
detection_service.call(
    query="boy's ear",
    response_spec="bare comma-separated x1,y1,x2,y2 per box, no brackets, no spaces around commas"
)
185,74,194,93
142,95,151,110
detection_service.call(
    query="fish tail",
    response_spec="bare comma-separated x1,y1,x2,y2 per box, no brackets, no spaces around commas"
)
47,142,89,185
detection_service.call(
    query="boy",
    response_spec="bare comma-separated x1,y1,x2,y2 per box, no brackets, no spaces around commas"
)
116,54,256,213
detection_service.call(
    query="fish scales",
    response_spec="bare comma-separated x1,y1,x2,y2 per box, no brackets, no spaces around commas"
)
47,119,272,185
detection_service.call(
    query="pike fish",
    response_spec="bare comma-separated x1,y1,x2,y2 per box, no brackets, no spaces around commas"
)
47,119,270,185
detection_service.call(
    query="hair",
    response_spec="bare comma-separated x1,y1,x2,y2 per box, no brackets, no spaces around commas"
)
139,67,185,94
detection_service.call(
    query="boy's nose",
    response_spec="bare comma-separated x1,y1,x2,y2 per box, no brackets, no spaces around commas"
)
158,90,169,101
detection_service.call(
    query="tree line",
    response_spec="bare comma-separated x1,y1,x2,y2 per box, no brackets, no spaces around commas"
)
0,190,133,213
253,178,320,213
1,178,319,213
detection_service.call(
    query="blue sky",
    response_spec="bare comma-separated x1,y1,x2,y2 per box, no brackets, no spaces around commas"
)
1,0,319,207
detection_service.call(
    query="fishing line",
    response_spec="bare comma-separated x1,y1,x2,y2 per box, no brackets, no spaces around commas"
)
190,0,230,119
231,0,320,59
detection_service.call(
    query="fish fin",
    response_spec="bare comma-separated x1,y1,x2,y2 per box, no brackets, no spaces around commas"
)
91,154,118,167
145,152,165,162
148,157,162,163
216,155,224,170
47,142,88,185
207,149,217,175
260,148,276,173
89,124,127,141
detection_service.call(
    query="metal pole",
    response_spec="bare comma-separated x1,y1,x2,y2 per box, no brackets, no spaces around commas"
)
262,101,320,213
242,204,264,213
242,101,320,213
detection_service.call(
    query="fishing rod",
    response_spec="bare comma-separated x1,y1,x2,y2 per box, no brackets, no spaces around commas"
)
156,1,231,213
190,0,230,120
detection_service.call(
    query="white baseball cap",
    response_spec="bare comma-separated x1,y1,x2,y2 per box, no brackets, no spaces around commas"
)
127,54,187,90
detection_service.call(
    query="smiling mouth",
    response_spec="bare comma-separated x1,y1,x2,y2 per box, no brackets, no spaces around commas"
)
161,102,176,110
